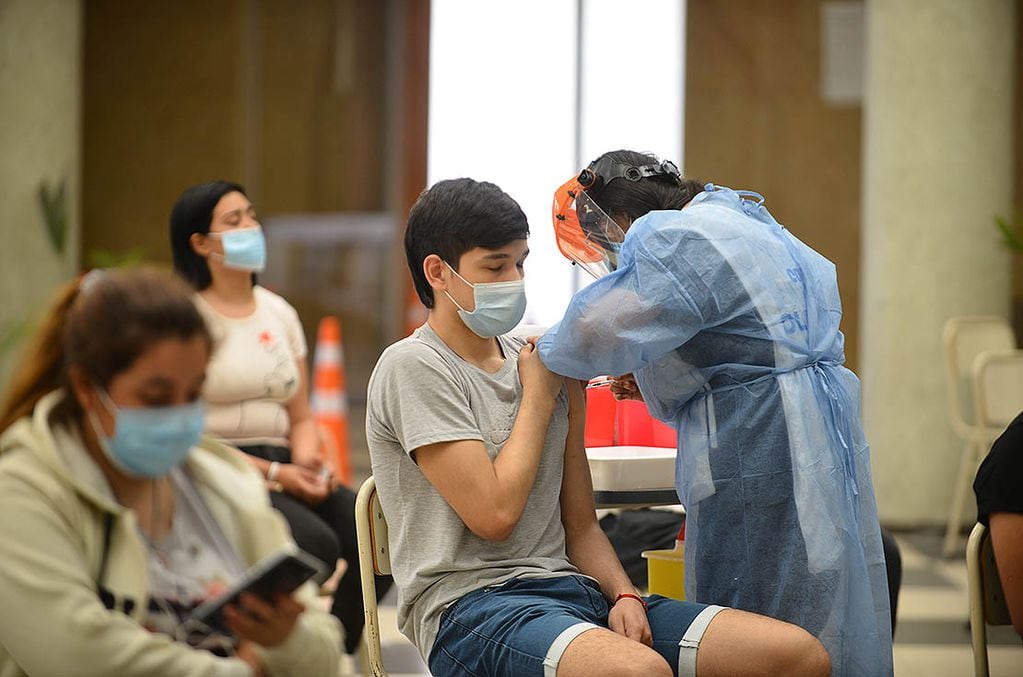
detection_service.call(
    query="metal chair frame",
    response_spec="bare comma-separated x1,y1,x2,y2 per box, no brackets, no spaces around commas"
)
355,476,392,677
966,523,1012,676
942,317,1015,556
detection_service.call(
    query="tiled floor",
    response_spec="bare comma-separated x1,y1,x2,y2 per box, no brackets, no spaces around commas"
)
347,528,1021,676
890,529,1020,676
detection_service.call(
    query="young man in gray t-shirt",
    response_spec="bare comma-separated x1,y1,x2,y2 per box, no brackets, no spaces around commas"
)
366,178,830,677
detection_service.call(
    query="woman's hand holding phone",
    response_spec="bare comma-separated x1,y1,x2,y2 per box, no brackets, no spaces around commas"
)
224,592,304,649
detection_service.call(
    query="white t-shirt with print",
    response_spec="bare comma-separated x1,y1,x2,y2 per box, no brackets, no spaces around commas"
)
197,286,308,447
143,466,247,656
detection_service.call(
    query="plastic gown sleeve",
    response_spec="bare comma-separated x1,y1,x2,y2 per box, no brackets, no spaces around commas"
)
538,212,711,381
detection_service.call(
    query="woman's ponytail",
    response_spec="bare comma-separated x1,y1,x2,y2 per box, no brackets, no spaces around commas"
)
0,279,82,433
0,267,211,435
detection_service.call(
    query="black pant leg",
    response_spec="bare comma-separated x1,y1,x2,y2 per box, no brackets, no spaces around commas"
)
268,491,341,578
312,485,394,653
881,527,901,636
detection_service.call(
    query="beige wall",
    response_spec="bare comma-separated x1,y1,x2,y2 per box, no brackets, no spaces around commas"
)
861,0,1017,527
685,0,863,371
82,0,245,265
81,0,387,265
0,0,82,387
81,0,393,459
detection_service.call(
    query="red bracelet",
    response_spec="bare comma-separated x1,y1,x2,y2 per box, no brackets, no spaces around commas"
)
613,593,648,611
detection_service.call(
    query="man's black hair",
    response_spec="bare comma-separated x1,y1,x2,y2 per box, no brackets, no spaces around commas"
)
404,178,529,309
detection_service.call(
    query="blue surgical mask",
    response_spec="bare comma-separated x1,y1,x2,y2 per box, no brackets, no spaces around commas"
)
444,263,527,338
89,389,204,478
211,226,267,272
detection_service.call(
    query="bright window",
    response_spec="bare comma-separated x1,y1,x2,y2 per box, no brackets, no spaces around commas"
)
429,0,685,328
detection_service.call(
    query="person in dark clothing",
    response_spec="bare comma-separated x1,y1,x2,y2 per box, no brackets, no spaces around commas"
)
974,413,1023,636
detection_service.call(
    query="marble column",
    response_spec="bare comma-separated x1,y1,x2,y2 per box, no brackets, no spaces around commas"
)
0,0,82,387
861,0,1018,525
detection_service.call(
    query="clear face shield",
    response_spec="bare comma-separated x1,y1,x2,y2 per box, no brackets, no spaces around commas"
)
552,177,627,280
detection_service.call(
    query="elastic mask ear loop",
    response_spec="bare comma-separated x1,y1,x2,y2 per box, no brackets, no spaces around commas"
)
203,228,254,264
199,229,222,261
443,262,474,313
96,387,119,415
86,408,108,447
205,240,232,265
87,388,117,442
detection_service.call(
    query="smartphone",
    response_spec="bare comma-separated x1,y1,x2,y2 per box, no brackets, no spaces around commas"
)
188,549,326,634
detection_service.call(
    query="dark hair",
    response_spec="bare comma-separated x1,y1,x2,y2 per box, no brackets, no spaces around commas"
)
0,267,212,432
404,178,529,309
588,150,704,224
170,180,247,290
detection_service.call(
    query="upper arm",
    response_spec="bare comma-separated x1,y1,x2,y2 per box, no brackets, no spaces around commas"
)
275,294,310,418
272,291,308,360
416,438,512,540
285,355,312,422
989,511,1023,634
559,380,598,537
369,345,514,538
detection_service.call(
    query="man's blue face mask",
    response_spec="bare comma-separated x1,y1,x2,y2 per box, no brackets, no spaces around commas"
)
89,389,204,478
443,262,527,338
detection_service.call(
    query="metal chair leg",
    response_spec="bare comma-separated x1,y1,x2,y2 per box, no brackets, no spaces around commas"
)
943,438,976,557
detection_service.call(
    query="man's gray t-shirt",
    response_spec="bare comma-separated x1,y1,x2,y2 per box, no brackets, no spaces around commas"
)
366,323,578,660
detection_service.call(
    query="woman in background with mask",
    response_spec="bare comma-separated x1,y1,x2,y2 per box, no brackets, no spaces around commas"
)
0,267,342,676
170,181,389,654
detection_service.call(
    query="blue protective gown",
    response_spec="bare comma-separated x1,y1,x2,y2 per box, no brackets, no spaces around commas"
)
538,186,893,675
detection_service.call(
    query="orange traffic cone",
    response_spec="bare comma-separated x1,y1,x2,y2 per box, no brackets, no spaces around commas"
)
311,316,352,486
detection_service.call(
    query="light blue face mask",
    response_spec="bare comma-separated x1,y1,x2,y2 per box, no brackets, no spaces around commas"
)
211,226,267,272
444,262,527,338
89,389,204,478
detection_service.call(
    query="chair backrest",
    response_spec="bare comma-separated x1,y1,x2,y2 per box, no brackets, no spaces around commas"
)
355,476,391,677
971,349,1023,435
966,523,1012,676
944,317,1015,439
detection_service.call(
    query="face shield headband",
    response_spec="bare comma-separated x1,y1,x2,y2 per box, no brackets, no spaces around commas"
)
577,157,682,199
551,157,681,279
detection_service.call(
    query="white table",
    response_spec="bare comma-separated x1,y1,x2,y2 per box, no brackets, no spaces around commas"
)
586,445,681,509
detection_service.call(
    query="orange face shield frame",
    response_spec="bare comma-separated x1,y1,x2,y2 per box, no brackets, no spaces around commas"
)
551,177,624,280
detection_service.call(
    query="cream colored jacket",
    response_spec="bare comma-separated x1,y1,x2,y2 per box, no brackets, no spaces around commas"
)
0,391,344,677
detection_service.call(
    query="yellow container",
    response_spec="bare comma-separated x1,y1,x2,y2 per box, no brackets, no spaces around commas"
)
642,540,685,600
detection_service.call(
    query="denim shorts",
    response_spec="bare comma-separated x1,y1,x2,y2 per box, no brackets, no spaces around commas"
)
428,575,725,677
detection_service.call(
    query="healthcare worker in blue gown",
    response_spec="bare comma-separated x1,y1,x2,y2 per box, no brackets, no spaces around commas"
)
538,149,893,675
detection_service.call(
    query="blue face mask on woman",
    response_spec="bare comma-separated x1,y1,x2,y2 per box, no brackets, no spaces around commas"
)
89,389,204,478
210,226,267,272
444,262,527,338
